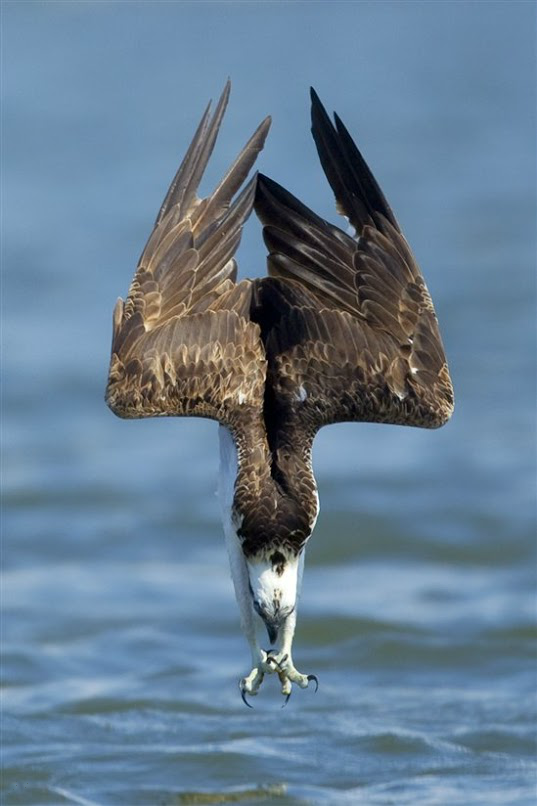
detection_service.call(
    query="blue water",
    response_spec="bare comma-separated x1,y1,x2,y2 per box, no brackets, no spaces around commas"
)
3,2,536,804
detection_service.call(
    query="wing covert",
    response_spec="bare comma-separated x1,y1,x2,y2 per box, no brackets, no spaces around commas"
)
106,82,271,428
254,90,454,434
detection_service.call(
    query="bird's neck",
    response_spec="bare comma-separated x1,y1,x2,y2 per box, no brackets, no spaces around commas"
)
218,421,319,557
218,418,272,525
270,428,317,515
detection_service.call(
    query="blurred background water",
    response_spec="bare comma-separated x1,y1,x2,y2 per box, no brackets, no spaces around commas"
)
2,2,536,804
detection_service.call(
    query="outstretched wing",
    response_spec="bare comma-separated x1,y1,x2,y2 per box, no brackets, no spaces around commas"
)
254,89,454,436
106,82,271,428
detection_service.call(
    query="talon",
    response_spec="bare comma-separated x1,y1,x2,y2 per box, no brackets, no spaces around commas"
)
281,691,292,708
241,690,253,708
307,674,319,692
239,682,254,708
279,672,292,697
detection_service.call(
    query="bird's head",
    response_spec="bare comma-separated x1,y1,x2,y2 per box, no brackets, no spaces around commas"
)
246,550,302,645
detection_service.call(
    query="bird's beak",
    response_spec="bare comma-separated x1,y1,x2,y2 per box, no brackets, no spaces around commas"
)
262,616,279,646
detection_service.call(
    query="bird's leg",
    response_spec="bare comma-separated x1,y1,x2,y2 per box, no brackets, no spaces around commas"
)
241,547,317,702
225,534,276,702
239,619,269,700
238,600,309,702
233,587,271,702
239,614,317,704
270,609,318,700
240,630,289,704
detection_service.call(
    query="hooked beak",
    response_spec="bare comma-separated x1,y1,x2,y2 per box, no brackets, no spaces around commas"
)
263,617,279,646
259,604,295,646
251,594,281,646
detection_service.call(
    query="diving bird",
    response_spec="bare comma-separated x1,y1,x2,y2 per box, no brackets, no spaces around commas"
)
105,81,454,705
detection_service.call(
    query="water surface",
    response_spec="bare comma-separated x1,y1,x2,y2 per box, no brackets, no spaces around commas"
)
3,2,536,804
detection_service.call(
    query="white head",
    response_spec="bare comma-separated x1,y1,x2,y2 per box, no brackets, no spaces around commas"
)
246,550,303,645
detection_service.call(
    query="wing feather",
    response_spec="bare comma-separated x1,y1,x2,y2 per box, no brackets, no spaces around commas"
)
254,91,453,433
106,84,271,429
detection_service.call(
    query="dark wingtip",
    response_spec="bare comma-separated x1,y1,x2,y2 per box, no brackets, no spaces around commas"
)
333,111,354,144
310,87,331,119
256,172,279,194
254,173,287,209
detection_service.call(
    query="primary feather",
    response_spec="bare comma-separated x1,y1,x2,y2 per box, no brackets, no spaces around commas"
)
105,83,454,703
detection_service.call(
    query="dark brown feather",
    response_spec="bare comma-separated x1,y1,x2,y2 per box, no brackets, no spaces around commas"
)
106,84,271,439
253,91,454,444
106,86,454,559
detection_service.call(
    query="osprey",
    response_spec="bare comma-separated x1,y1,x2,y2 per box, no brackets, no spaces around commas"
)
106,82,454,705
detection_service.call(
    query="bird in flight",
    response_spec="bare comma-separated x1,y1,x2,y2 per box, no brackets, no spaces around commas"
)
106,81,454,706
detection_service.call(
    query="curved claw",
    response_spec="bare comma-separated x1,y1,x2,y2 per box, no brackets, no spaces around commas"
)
307,674,319,692
239,683,254,708
281,691,292,708
241,689,254,708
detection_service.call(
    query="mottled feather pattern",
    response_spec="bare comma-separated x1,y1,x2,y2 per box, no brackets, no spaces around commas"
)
107,310,266,421
106,84,453,558
106,82,271,438
253,89,453,442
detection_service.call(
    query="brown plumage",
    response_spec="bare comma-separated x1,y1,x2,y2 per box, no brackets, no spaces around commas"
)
106,83,454,561
106,81,269,430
